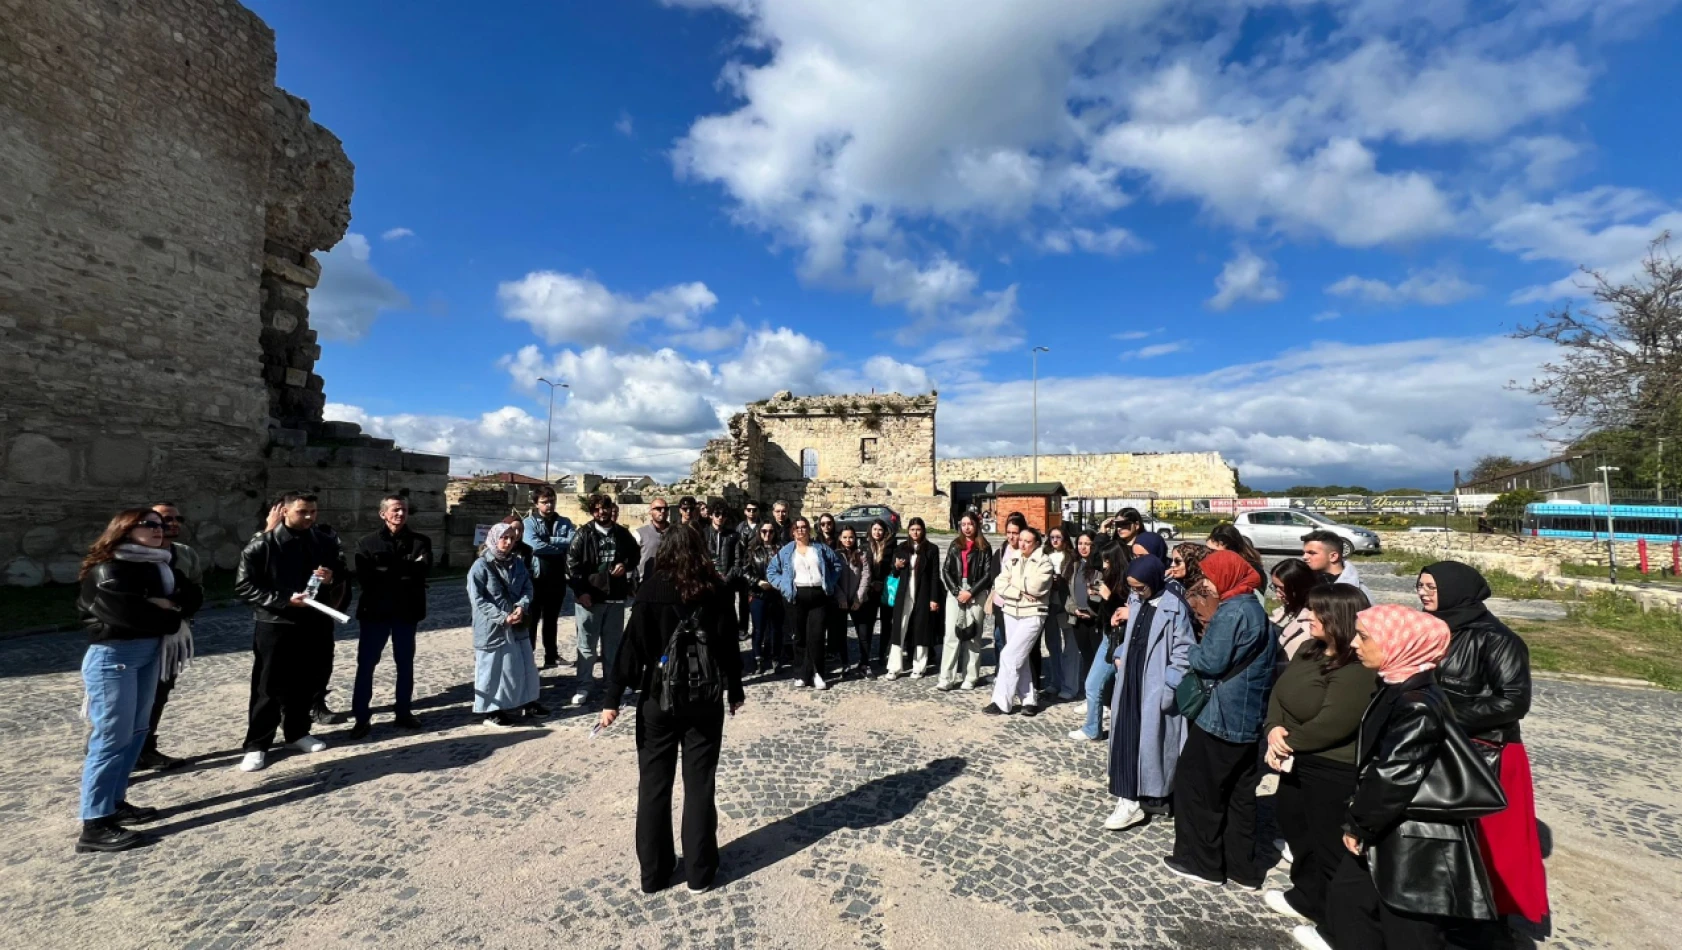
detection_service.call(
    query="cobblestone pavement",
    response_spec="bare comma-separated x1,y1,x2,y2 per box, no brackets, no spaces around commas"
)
0,582,1675,949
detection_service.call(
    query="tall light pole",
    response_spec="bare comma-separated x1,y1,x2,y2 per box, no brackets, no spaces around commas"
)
1598,465,1620,585
536,378,568,482
1031,346,1050,482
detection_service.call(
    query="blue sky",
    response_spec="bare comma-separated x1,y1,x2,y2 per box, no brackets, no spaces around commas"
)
251,0,1682,489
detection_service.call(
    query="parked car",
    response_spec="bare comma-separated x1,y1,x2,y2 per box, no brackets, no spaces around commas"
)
836,504,901,540
1232,508,1381,555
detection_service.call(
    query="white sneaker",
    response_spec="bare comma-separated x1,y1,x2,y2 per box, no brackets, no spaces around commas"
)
909,670,924,680
238,750,266,772
813,673,828,691
960,681,977,691
1276,839,1294,865
569,692,588,707
288,735,327,754
1103,799,1145,831
1291,924,1332,950
1068,728,1097,742
1265,889,1307,920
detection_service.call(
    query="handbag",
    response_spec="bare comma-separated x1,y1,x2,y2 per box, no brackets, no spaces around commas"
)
954,603,981,642
882,574,900,608
1407,714,1508,821
1174,628,1265,720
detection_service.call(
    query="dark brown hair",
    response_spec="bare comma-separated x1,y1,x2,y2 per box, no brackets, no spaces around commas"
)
1303,583,1371,672
653,523,722,602
80,508,159,580
1270,557,1322,615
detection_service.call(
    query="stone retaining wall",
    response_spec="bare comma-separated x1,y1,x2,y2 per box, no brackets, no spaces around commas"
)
936,451,1236,499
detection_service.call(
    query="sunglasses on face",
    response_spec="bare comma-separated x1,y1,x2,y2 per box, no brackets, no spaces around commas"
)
160,516,184,524
137,521,164,530
1170,557,1185,565
651,505,667,512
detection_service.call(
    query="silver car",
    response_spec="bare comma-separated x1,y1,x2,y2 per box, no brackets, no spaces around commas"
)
1232,508,1381,556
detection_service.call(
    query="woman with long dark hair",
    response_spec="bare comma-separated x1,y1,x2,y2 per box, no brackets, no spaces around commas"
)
74,508,203,852
1060,529,1106,702
1418,561,1549,936
1269,557,1324,661
829,526,871,678
766,517,845,689
600,525,745,894
1260,584,1376,929
1071,544,1129,741
855,519,897,676
1207,523,1267,588
1102,552,1194,830
888,518,942,679
742,521,783,674
937,510,993,691
1040,526,1076,698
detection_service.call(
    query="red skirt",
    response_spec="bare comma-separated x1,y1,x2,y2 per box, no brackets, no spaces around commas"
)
1476,742,1550,922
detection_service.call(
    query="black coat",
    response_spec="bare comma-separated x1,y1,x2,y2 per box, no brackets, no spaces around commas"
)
940,539,995,599
890,539,943,649
354,526,433,623
1345,672,1497,921
605,573,744,706
702,525,743,585
566,521,642,601
1435,613,1531,745
78,559,203,643
235,523,348,625
863,541,896,605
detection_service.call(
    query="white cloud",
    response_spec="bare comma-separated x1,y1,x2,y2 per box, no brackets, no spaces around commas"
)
1208,247,1284,311
380,227,415,241
1133,341,1188,359
670,316,749,352
933,335,1561,486
615,110,635,137
1313,310,1342,322
1040,227,1149,256
311,233,410,342
1485,186,1682,301
497,271,719,345
1326,270,1482,306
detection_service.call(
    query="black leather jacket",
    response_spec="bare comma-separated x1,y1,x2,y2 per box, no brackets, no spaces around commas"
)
235,524,349,625
1345,672,1497,921
78,560,203,643
566,521,641,601
940,540,995,600
703,526,742,583
1435,613,1531,745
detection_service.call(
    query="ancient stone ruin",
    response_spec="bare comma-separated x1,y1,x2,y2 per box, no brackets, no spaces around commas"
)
0,0,447,585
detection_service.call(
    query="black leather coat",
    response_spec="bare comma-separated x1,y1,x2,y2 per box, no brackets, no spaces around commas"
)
1435,613,1531,745
78,559,204,643
940,539,995,600
1345,672,1497,921
235,524,348,625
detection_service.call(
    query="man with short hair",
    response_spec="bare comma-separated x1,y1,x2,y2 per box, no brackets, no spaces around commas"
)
522,485,577,669
234,492,347,772
133,502,204,771
677,496,699,527
768,500,793,547
567,494,641,706
348,494,432,739
636,497,672,581
733,500,765,635
1301,530,1369,597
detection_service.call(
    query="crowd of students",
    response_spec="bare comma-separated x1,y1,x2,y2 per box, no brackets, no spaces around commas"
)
69,491,1549,948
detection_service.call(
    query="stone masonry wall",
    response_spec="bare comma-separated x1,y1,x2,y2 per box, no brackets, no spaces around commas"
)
1383,531,1680,577
0,0,281,583
937,452,1237,499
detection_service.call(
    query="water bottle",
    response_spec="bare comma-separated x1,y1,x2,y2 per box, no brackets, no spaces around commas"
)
304,574,323,600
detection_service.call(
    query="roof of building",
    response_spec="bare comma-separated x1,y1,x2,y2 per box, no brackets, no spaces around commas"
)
995,482,1069,497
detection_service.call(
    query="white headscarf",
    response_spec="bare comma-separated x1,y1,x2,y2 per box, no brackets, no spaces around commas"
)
484,522,517,562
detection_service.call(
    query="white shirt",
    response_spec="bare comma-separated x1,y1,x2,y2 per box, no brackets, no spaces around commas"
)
793,545,823,587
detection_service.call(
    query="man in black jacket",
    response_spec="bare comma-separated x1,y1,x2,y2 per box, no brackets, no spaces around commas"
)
234,492,348,772
733,500,764,635
702,506,742,587
566,495,641,706
348,494,432,739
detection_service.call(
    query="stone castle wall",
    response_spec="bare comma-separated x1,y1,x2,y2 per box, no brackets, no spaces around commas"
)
1382,530,1680,577
937,452,1236,499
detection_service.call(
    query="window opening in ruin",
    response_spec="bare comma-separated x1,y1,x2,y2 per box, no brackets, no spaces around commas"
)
801,449,819,479
860,438,878,463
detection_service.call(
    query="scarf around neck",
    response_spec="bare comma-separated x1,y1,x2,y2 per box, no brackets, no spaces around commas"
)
114,543,174,596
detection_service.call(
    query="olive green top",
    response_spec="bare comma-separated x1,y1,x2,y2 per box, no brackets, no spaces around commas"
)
1264,648,1378,765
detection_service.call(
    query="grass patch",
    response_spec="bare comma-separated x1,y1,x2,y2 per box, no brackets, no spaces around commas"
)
1382,554,1573,602
1513,592,1682,690
1555,560,1682,587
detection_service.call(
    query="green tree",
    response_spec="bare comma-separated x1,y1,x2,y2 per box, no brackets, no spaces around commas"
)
1465,455,1528,485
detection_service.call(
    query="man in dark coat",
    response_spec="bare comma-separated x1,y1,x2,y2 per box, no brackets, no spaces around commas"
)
348,494,433,739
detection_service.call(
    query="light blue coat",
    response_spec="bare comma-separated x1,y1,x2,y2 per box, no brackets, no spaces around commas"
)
521,513,576,580
765,541,845,602
1108,589,1196,798
467,553,532,650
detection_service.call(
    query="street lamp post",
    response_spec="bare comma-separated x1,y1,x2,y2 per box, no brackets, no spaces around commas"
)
536,378,569,483
1598,465,1620,585
1031,346,1050,482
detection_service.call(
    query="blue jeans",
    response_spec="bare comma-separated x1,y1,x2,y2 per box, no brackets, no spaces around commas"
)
749,593,782,670
352,620,417,721
1080,634,1115,739
1042,615,1067,696
80,639,160,820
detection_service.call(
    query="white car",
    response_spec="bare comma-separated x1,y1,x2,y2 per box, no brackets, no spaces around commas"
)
1232,508,1381,556
1143,516,1180,541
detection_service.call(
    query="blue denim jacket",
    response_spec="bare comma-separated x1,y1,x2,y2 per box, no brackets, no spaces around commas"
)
1186,594,1277,742
467,554,532,650
765,541,844,602
521,513,576,580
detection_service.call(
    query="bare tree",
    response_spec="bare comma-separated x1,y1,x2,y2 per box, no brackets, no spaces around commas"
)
1514,234,1682,438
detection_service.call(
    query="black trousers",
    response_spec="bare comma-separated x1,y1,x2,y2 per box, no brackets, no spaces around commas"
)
635,696,725,891
1323,850,1448,949
527,572,570,662
851,603,880,668
735,587,751,637
1276,754,1358,923
1171,721,1263,884
1069,618,1102,687
143,674,175,754
245,619,334,752
791,587,829,684
825,598,851,668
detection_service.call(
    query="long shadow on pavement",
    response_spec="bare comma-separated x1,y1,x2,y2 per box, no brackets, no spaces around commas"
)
715,755,967,885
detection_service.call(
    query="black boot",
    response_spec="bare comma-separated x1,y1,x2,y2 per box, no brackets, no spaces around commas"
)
111,800,160,825
133,747,184,772
75,818,145,853
311,702,344,726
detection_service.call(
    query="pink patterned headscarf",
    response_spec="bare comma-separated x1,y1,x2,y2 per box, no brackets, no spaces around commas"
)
1356,604,1452,685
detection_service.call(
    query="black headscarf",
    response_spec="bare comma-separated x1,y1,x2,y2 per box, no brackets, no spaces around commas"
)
1420,560,1495,632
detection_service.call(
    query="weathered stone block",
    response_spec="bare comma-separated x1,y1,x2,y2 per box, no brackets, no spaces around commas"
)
400,452,452,475
283,368,309,387
87,437,150,486
318,421,361,440
214,542,242,572
268,428,309,449
4,557,45,588
20,525,60,558
7,434,73,484
45,554,81,584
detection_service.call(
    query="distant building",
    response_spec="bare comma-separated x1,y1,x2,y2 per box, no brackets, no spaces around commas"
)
557,472,603,494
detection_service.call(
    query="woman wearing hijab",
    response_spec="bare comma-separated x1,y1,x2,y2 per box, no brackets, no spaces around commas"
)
1418,561,1548,933
1060,529,1107,702
599,525,745,895
1166,542,1206,594
1207,524,1268,588
468,521,542,727
73,508,202,852
1297,604,1497,950
1103,552,1195,830
887,518,942,680
1166,550,1277,888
